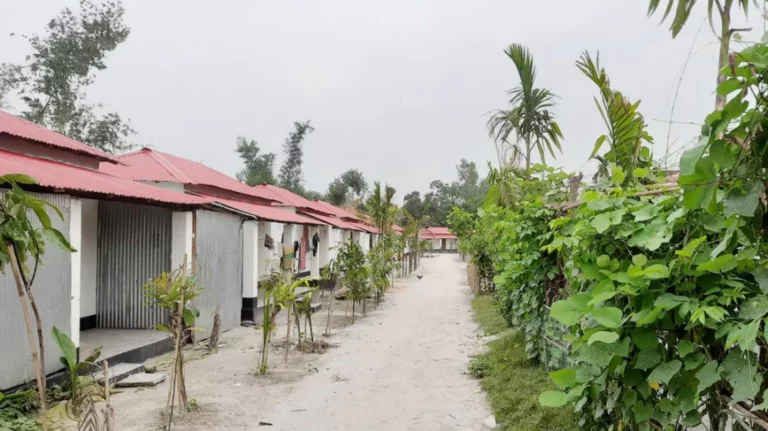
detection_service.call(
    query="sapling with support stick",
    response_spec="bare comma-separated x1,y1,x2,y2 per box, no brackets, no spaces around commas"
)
1,174,75,430
143,254,203,425
257,270,308,374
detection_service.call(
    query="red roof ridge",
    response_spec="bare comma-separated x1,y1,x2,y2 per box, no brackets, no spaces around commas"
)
141,148,193,183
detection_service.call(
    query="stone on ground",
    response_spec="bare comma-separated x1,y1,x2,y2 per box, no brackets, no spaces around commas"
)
115,372,166,388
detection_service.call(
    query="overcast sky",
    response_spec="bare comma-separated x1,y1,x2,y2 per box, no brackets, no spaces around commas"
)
1,1,764,201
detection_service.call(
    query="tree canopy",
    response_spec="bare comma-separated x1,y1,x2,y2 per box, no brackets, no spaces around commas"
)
277,121,314,195
235,137,277,186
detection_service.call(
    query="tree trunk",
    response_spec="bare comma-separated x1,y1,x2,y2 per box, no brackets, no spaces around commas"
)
715,0,733,111
8,245,47,430
325,287,335,336
284,303,292,363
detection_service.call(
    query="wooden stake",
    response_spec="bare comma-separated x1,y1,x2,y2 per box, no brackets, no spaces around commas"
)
285,303,292,363
325,286,335,336
8,245,47,430
102,360,115,431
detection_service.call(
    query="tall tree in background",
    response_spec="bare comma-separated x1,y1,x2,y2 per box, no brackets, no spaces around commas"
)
646,0,764,110
278,121,314,195
341,169,368,200
1,0,133,154
235,136,277,186
487,44,563,169
402,191,424,220
326,178,349,205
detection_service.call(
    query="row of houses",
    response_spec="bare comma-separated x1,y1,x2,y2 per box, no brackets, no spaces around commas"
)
0,109,393,390
419,227,458,251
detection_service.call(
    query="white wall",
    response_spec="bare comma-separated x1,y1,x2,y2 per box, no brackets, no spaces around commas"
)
69,199,82,348
242,220,259,298
319,225,332,268
360,232,370,254
79,199,98,319
171,211,193,270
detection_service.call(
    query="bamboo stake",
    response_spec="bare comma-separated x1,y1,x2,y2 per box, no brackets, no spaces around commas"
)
102,360,115,431
8,245,47,430
284,303,292,363
325,285,335,336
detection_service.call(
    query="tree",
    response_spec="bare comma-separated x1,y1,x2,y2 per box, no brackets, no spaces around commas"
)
303,190,324,200
235,136,277,186
341,169,368,200
278,121,314,195
365,182,397,233
646,0,764,110
326,178,349,205
487,44,563,170
1,0,134,154
402,191,424,220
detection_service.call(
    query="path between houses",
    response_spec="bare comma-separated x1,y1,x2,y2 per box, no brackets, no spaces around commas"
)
111,253,491,430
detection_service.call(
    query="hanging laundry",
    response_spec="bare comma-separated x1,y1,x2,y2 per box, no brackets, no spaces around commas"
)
311,233,320,256
264,234,274,250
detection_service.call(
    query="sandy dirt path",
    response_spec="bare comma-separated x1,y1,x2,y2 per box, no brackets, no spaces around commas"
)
259,253,490,431
111,253,490,430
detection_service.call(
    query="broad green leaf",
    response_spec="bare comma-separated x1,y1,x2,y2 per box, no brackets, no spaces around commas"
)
596,255,610,268
632,254,647,268
549,368,577,387
647,360,682,385
579,342,619,367
0,173,38,185
183,308,196,327
43,228,76,252
633,167,648,178
634,349,661,371
632,329,659,350
739,297,768,320
724,180,762,217
684,353,706,371
587,331,619,345
550,300,581,325
588,291,618,306
590,213,611,234
697,254,737,273
539,391,568,407
667,208,685,223
754,266,768,293
633,205,658,222
636,264,669,280
679,137,709,176
634,306,663,327
51,326,77,370
678,340,695,357
590,307,623,328
676,236,706,258
696,361,720,392
611,166,626,184
710,141,735,168
717,78,744,95
634,401,653,422
729,365,761,402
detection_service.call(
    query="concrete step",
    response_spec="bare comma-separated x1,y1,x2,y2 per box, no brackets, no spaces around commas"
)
93,363,144,385
115,372,166,388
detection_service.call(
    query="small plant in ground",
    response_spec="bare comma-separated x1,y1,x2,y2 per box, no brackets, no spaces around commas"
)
0,389,40,431
144,258,203,419
257,270,307,374
295,287,318,344
468,357,490,378
323,257,341,336
51,326,102,417
337,240,369,322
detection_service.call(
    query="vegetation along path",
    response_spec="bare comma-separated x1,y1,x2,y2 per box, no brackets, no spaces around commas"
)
112,253,490,430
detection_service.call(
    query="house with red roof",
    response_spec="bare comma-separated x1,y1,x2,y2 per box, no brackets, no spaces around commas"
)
420,227,458,252
102,148,337,323
0,110,228,389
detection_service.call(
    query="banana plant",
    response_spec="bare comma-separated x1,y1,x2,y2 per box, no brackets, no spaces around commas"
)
51,326,102,415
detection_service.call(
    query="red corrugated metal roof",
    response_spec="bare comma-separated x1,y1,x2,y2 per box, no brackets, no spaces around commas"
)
0,110,119,163
199,195,324,225
0,150,210,206
100,148,278,203
349,220,380,234
299,211,362,231
252,184,335,215
420,227,456,239
311,200,363,222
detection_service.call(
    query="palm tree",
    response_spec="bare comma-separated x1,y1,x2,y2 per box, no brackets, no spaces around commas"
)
646,0,764,110
487,44,564,170
366,182,397,234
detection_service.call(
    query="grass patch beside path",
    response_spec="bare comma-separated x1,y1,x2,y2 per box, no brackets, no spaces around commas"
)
472,295,508,336
471,295,578,431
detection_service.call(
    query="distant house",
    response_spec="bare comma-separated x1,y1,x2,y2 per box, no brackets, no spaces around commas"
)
420,227,458,252
0,110,215,389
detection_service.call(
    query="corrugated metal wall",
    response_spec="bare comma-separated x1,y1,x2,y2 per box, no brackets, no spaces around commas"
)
0,193,71,390
194,210,243,340
97,201,171,329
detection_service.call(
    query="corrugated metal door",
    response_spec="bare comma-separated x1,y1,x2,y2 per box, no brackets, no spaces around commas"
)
194,210,243,340
97,201,171,329
0,193,71,390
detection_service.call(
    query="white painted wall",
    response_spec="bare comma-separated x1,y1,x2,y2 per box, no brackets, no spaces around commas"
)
319,225,332,268
360,232,370,254
69,199,82,348
142,181,185,193
79,199,98,319
242,220,259,298
432,239,441,249
171,211,193,270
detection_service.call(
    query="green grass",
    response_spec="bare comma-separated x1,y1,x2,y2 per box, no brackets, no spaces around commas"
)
471,295,578,431
472,295,509,336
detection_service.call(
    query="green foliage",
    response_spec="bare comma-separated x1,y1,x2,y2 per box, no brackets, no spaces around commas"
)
235,136,277,186
258,271,309,374
340,170,368,200
337,239,369,316
278,120,314,195
51,326,101,414
367,235,397,303
0,389,39,430
1,0,133,154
